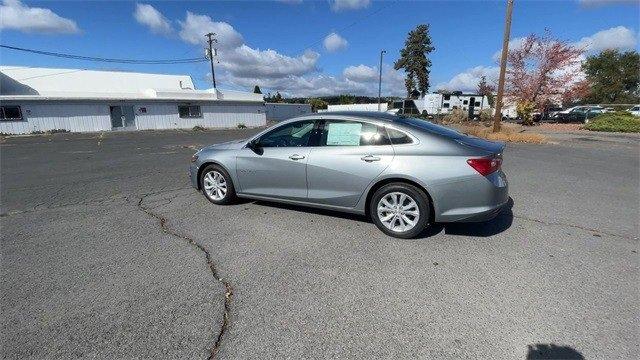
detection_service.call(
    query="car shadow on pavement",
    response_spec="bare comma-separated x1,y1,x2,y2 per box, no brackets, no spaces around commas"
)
437,197,514,238
250,200,371,223
249,197,514,239
525,343,584,359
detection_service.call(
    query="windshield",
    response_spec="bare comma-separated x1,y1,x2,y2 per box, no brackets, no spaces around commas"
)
396,116,463,139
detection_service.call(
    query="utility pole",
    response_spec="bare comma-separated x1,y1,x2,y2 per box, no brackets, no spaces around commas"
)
492,0,514,133
205,32,217,88
378,50,386,111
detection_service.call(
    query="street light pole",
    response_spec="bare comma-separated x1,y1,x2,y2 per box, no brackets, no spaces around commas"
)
492,0,514,133
378,50,386,111
205,32,217,88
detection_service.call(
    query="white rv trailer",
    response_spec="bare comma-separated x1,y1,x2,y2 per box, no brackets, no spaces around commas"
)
324,103,388,112
390,93,491,118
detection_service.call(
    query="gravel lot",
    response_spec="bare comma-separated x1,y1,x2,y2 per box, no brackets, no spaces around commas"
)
1,128,638,359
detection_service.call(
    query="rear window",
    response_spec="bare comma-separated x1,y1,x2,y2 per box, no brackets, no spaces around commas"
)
396,117,463,139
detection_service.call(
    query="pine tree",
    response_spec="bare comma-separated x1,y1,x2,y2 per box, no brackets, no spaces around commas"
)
253,85,262,94
394,24,435,98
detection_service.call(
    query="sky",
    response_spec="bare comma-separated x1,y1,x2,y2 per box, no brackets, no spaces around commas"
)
0,0,638,97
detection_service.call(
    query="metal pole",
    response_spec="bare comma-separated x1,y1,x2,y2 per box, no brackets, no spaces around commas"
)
378,50,386,111
205,32,217,88
492,0,514,133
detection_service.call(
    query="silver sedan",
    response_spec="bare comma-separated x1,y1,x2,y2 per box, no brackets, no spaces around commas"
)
189,111,508,238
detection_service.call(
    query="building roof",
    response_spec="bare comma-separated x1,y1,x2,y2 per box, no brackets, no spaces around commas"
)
0,66,263,103
312,111,400,121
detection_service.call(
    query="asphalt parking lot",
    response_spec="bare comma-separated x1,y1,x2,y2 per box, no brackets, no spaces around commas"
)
1,128,638,359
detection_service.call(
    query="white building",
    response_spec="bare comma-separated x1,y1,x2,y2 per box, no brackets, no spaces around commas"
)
265,103,312,121
0,66,265,134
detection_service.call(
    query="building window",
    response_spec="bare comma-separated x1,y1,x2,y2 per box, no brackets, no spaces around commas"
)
178,105,202,118
463,100,468,105
475,101,481,107
442,103,450,108
443,94,451,100
0,106,23,121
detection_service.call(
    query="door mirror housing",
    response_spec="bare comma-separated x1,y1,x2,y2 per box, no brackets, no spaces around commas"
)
247,138,263,155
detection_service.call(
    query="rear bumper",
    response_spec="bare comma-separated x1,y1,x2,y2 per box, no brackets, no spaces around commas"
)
433,170,509,223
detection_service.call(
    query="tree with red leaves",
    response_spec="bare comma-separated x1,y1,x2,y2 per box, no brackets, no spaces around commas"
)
506,31,585,124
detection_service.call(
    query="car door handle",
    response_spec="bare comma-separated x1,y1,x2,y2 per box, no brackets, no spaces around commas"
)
361,155,381,162
289,154,305,160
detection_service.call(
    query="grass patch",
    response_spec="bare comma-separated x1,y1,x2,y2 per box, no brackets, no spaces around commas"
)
458,123,547,144
584,112,640,133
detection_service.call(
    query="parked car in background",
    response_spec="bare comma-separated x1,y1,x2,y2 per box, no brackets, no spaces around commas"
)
189,112,509,238
628,105,640,116
533,107,564,122
555,106,606,123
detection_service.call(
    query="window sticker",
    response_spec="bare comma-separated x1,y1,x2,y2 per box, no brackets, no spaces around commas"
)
326,122,361,146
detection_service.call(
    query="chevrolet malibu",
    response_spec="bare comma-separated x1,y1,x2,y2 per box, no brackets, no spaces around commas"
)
189,112,508,238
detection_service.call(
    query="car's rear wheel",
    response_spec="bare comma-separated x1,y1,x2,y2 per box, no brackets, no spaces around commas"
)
200,164,237,205
370,183,430,238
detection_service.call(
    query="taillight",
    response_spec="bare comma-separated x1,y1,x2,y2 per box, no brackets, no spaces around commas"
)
467,157,502,176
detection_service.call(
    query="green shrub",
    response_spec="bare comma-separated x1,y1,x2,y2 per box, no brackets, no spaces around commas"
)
192,126,206,131
516,100,536,126
237,123,247,129
584,112,640,133
48,129,70,134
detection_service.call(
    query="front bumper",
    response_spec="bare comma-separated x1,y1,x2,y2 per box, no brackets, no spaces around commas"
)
189,163,200,189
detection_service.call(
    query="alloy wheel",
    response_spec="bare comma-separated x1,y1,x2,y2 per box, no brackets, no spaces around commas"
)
203,170,227,201
376,192,420,233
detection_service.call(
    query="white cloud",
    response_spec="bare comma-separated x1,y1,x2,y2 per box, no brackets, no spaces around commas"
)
134,3,173,35
323,32,348,52
331,0,370,12
173,10,320,88
221,63,405,98
574,26,637,52
493,26,638,61
0,0,79,34
343,64,377,82
492,37,526,62
435,66,500,92
149,8,402,97
220,46,319,79
178,11,243,49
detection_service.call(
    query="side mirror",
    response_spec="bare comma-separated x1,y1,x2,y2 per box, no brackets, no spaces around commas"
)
247,138,263,155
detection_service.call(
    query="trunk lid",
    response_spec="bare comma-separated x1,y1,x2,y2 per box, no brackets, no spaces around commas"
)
456,136,505,155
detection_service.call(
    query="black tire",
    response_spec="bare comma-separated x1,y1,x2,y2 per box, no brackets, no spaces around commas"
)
199,164,237,205
369,183,430,239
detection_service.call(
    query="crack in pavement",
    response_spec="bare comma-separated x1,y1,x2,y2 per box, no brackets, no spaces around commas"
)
513,214,637,240
0,186,191,217
134,192,232,360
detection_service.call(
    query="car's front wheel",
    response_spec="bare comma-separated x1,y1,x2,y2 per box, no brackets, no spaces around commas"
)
199,164,237,205
370,183,430,238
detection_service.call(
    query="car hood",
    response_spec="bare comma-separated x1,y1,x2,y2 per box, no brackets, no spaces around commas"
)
202,138,248,151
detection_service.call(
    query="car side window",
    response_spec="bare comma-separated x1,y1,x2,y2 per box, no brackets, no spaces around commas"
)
386,128,413,145
258,120,315,148
319,120,390,146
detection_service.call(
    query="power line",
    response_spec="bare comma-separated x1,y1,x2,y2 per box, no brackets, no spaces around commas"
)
0,44,207,64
